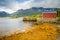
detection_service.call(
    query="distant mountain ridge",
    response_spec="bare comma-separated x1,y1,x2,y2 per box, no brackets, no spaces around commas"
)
0,11,9,17
11,7,60,17
0,7,60,17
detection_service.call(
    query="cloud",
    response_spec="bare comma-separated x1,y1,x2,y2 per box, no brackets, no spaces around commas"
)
0,0,60,13
0,7,15,14
16,0,29,3
30,0,60,8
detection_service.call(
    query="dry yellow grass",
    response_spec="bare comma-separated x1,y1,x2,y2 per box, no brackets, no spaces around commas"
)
0,23,58,40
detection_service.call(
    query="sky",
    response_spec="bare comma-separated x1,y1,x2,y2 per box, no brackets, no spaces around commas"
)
0,0,60,14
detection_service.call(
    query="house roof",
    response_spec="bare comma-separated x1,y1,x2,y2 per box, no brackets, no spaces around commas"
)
42,11,57,13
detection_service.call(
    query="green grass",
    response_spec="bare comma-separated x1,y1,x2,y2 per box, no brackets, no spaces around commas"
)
29,14,42,18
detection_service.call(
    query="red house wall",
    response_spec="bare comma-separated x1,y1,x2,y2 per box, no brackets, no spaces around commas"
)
43,13,57,18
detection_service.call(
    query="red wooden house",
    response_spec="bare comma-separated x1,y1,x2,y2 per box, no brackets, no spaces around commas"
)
43,11,57,18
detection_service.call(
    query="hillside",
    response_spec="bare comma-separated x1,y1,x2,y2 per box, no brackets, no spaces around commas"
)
10,7,60,18
0,11,9,17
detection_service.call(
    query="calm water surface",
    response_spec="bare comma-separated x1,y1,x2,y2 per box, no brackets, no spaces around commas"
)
0,17,32,36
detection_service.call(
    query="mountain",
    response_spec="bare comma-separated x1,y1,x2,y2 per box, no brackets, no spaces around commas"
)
11,7,42,17
11,7,60,17
0,11,9,17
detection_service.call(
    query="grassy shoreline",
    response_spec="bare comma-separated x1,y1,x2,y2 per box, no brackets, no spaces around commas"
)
0,23,60,40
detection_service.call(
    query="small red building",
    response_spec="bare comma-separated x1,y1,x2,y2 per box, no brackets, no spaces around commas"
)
43,11,57,18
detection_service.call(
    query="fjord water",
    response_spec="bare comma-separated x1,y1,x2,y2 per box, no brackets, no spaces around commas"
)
0,17,32,36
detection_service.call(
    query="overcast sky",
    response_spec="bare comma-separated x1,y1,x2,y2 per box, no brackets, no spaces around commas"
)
0,0,60,14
